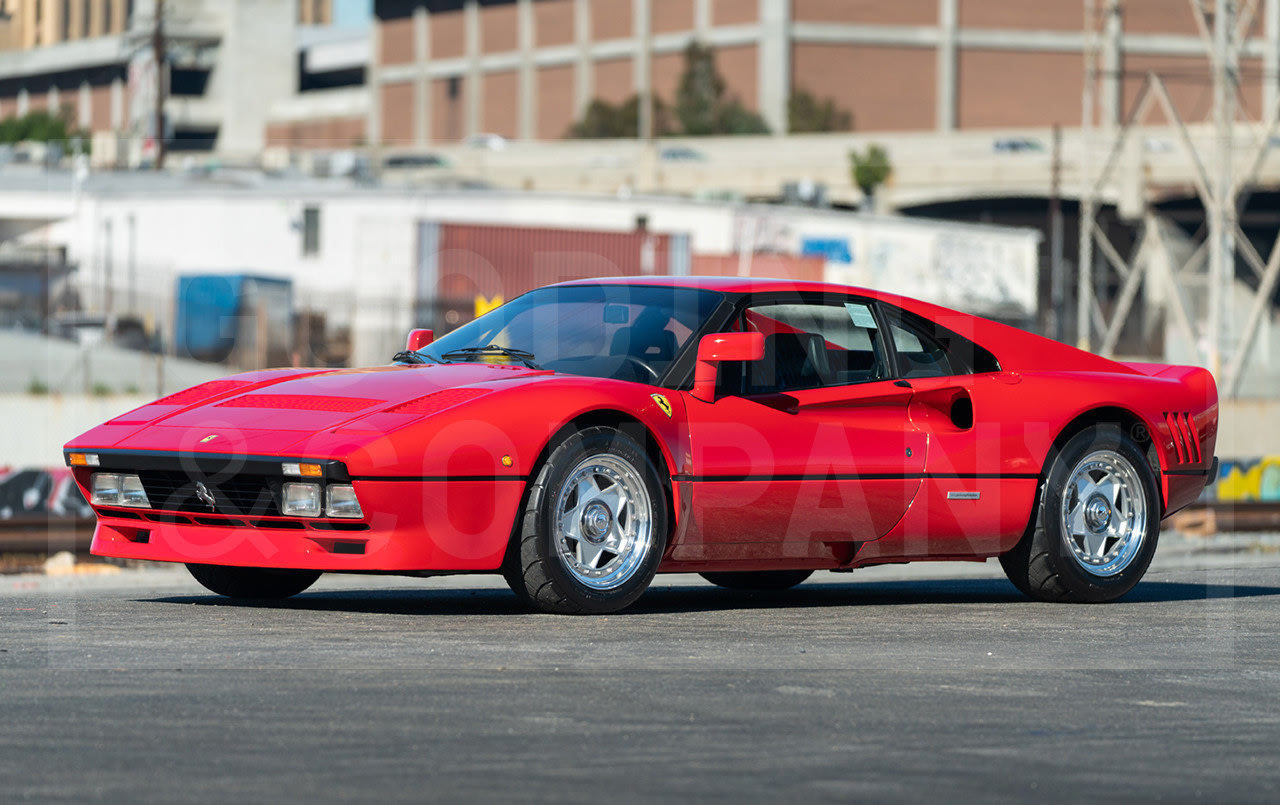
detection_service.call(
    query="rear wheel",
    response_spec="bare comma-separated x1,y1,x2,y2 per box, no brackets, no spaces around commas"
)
1000,424,1160,603
700,570,813,590
186,564,321,599
503,426,667,614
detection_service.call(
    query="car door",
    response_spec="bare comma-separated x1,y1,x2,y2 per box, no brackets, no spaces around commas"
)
856,308,1041,561
675,296,927,564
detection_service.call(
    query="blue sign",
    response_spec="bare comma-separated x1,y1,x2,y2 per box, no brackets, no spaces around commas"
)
800,237,853,264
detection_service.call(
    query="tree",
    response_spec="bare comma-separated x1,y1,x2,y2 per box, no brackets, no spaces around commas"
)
789,88,852,133
674,41,769,136
0,110,75,144
566,40,769,139
567,95,673,138
716,100,770,135
849,143,892,202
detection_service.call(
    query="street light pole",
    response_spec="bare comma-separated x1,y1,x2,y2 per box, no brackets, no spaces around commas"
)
152,0,166,170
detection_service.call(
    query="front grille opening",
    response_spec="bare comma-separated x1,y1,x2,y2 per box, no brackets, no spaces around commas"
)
308,521,370,532
128,529,151,544
193,516,246,527
138,471,282,517
104,509,145,520
144,512,191,524
331,540,366,555
248,519,306,530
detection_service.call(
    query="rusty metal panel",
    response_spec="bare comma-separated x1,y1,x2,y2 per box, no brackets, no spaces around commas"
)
435,223,671,326
691,254,826,282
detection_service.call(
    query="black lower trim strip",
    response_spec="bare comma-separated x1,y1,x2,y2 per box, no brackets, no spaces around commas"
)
64,449,351,482
1166,469,1212,477
677,472,1040,483
350,475,528,483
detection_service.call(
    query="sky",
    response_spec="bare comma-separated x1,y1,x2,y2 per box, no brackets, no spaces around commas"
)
332,0,372,28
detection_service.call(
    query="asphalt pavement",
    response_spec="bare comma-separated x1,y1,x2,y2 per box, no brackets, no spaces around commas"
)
2,533,1279,804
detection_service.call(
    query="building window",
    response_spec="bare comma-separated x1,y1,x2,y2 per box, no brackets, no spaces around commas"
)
302,206,321,256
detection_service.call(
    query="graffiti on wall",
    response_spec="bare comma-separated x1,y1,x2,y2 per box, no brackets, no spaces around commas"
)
0,468,92,520
1207,458,1280,502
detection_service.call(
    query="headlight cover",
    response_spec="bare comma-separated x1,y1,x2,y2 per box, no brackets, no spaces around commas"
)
281,483,322,517
90,473,151,508
325,484,364,519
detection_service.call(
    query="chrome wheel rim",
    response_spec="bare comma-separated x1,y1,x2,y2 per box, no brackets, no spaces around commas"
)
553,454,653,591
1060,449,1149,577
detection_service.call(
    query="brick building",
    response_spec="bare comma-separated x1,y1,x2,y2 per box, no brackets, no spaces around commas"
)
370,0,1280,146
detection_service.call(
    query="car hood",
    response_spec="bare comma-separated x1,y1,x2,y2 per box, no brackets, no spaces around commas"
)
88,364,555,454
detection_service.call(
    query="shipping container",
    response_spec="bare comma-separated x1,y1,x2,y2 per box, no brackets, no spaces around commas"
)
174,274,294,369
426,223,677,330
691,254,825,282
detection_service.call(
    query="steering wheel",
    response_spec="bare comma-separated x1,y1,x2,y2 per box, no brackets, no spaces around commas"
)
619,356,661,384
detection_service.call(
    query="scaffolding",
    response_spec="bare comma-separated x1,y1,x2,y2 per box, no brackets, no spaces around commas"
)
1077,0,1280,398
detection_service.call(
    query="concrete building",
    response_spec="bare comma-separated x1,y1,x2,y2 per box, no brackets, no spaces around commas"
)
0,167,1041,367
0,0,133,50
369,0,1280,146
0,0,344,158
0,0,330,49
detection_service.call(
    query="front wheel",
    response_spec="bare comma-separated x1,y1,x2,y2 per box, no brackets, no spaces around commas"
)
186,564,321,599
503,426,668,614
1000,424,1160,603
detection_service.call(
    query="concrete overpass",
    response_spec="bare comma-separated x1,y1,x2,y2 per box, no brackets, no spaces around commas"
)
373,124,1276,213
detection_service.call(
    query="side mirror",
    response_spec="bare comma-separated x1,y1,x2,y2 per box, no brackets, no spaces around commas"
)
405,328,434,351
691,332,764,403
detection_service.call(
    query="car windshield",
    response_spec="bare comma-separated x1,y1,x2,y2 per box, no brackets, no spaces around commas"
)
419,284,723,384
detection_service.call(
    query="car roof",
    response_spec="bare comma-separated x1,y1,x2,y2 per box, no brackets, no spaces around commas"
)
553,275,1127,375
555,274,877,297
553,275,938,313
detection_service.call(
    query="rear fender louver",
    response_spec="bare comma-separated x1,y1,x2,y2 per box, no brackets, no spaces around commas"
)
1164,411,1202,466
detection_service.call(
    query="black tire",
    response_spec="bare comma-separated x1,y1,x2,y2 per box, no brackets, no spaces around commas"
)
186,564,321,599
1000,424,1160,603
503,426,668,614
699,570,814,590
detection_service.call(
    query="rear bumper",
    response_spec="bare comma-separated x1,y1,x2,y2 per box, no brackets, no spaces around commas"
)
89,478,525,572
1163,458,1219,518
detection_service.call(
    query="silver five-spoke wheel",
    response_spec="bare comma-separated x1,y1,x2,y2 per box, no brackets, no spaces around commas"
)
1060,449,1149,577
504,426,668,614
999,424,1160,603
554,454,654,590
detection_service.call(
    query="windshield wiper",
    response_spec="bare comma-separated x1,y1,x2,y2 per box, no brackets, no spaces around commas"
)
440,344,542,370
391,351,445,365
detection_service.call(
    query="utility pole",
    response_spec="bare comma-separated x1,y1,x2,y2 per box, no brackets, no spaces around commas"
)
1077,0,1099,350
638,0,653,141
152,0,166,170
1050,124,1066,342
1207,0,1237,378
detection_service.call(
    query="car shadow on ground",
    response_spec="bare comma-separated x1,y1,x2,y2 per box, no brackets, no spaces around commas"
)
141,577,1280,617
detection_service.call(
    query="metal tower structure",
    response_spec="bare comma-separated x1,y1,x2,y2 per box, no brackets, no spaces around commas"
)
1077,0,1280,398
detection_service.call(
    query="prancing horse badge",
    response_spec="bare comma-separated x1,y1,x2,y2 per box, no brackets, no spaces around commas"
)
650,393,672,418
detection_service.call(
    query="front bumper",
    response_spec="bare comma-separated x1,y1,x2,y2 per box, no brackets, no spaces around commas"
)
88,478,525,572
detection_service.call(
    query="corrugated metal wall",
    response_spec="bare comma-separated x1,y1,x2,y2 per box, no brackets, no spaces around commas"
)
691,254,826,282
434,223,673,326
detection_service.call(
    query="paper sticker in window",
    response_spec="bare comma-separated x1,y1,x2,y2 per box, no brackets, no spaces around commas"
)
844,303,877,329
